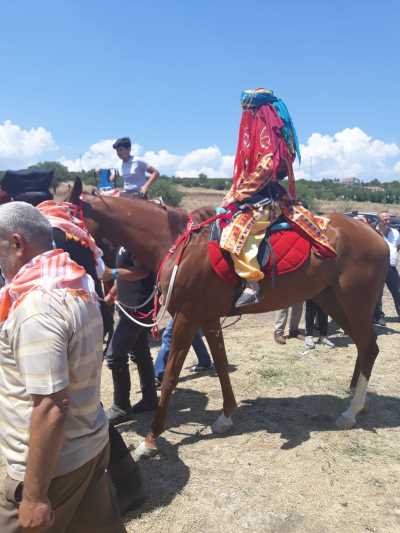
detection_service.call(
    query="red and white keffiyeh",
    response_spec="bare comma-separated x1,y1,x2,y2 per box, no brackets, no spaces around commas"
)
0,249,96,322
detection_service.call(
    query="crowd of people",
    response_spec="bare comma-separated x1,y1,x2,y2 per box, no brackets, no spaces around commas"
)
0,93,398,531
0,135,217,532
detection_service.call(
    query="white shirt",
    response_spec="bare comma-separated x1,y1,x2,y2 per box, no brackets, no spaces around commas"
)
383,227,400,266
120,156,149,192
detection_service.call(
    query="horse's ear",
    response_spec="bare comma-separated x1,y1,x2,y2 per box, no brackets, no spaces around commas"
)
70,177,83,205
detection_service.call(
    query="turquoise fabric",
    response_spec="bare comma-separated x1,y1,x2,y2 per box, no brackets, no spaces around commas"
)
272,99,301,163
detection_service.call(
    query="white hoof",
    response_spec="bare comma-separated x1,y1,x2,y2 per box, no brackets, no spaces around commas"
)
132,440,158,461
336,413,356,429
212,413,234,434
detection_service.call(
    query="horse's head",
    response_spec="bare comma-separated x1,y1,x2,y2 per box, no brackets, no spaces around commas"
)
66,177,99,238
64,176,83,204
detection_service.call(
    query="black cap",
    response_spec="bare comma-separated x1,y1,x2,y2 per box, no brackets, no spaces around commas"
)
113,137,131,150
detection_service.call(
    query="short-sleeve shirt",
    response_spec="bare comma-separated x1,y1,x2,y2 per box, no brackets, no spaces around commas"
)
384,227,400,266
0,289,108,481
120,156,149,192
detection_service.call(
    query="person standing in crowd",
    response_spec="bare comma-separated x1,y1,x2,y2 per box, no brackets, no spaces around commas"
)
112,137,159,197
304,300,335,350
274,303,304,345
154,318,213,386
374,212,400,320
105,246,158,426
0,202,125,533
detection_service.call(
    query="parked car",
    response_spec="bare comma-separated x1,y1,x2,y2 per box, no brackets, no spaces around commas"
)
344,210,379,226
344,210,400,230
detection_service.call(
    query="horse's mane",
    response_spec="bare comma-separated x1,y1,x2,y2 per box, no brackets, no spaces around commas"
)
189,206,216,224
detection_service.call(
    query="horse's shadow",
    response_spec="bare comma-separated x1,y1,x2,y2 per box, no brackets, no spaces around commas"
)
121,388,400,457
225,392,400,450
118,388,209,516
122,434,190,521
117,388,400,516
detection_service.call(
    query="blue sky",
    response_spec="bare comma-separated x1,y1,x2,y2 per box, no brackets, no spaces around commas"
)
0,0,399,179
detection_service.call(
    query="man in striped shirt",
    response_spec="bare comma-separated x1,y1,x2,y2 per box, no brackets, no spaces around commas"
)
0,203,125,532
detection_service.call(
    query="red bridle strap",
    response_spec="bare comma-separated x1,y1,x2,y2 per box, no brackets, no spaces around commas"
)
151,211,232,336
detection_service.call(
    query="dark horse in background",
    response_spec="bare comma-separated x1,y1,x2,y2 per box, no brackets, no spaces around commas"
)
68,178,388,461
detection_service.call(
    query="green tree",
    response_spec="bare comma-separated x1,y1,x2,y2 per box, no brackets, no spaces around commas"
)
149,177,183,207
198,173,208,186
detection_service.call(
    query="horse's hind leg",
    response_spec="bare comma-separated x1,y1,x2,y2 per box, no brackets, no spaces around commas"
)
330,283,379,429
314,285,378,396
202,319,237,433
134,312,198,461
313,288,360,388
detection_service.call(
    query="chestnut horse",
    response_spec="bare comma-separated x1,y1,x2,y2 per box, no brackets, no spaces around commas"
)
69,179,388,460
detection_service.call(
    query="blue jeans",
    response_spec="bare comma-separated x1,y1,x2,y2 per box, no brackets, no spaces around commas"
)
154,319,212,379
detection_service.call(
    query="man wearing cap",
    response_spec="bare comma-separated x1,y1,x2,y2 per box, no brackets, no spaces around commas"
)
112,137,159,197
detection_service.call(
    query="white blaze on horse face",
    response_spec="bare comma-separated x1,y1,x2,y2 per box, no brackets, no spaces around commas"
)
336,374,368,429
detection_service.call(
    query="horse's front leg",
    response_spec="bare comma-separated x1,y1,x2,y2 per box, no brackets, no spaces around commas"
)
202,319,237,433
134,312,198,461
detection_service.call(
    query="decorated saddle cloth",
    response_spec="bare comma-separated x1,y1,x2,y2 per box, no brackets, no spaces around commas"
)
0,249,96,323
209,200,336,286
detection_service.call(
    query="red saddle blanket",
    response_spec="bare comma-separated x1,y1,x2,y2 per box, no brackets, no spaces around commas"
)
208,230,311,286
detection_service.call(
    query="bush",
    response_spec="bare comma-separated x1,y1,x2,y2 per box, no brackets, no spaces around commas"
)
149,177,183,207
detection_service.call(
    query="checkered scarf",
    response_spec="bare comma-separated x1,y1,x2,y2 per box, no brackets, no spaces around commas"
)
0,249,96,322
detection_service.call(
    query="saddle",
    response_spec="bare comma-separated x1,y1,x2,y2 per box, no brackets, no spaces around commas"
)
208,217,311,286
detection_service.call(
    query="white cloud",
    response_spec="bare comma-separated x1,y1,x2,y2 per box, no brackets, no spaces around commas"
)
296,127,400,180
0,120,57,168
175,146,233,178
1,121,399,182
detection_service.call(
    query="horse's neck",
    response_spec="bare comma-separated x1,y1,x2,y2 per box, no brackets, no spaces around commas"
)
99,201,189,272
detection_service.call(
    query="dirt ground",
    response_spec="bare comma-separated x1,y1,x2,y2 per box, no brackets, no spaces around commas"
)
1,189,400,532
108,297,399,533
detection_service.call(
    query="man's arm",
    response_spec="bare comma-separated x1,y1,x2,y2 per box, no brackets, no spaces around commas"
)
19,389,68,529
102,264,150,282
141,165,159,195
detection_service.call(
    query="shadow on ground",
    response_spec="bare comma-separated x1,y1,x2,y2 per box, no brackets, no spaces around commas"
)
122,434,190,522
120,388,400,467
